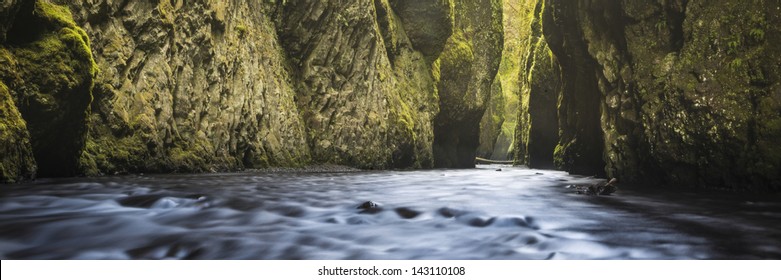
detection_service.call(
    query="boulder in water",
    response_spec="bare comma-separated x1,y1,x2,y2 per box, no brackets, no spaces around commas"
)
357,201,380,209
394,207,421,219
570,178,618,196
357,201,383,214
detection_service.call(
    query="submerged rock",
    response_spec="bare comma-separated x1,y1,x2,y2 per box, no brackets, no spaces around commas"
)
357,201,381,209
357,201,383,214
394,207,421,219
570,178,618,196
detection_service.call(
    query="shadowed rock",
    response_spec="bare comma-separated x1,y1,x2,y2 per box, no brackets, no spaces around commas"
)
394,207,421,219
357,201,383,214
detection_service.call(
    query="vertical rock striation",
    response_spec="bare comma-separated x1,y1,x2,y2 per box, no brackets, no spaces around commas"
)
513,0,560,169
434,0,503,168
478,0,532,161
5,0,501,180
275,0,442,169
68,0,312,174
516,0,781,191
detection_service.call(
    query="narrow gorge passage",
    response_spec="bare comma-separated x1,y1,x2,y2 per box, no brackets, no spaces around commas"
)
1,0,780,260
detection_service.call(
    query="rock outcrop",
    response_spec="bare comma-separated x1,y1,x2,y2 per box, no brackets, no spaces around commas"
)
1,0,97,178
275,0,440,169
512,0,561,169
0,82,36,183
516,0,781,191
4,0,777,192
433,0,503,168
72,0,312,175
477,0,529,161
1,0,504,181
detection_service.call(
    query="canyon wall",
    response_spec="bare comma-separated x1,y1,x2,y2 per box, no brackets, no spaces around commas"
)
517,0,781,191
433,0,503,167
3,0,779,191
477,0,529,161
1,0,501,181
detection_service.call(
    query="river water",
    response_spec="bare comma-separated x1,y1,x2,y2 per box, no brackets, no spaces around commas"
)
1,165,779,259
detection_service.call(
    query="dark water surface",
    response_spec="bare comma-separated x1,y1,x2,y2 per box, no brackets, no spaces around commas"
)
1,165,780,259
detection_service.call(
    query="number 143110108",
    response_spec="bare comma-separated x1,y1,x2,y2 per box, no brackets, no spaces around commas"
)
410,266,466,276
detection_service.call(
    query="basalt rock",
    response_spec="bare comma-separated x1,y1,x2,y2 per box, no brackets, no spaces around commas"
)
434,0,503,168
478,0,531,162
516,0,781,191
3,0,506,179
513,1,560,169
1,0,97,178
70,0,311,174
389,0,453,59
276,0,441,169
0,82,36,183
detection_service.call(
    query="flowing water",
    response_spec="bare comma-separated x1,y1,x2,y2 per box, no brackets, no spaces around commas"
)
1,165,779,259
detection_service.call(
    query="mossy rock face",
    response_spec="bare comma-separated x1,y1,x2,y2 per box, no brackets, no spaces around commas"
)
1,0,97,178
612,0,781,190
0,81,36,183
477,76,504,159
389,0,453,59
522,0,781,191
70,0,311,175
478,0,531,162
524,39,559,169
510,1,560,168
434,0,503,168
535,0,606,177
277,0,439,169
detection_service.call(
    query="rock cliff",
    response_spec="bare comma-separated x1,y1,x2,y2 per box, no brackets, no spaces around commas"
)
433,0,503,168
477,0,528,161
516,0,781,191
1,0,97,180
3,0,778,191
1,0,501,180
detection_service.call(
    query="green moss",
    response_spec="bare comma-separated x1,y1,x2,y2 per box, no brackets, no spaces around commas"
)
35,1,77,27
169,147,207,172
729,58,744,71
235,24,249,38
157,0,175,25
749,28,765,41
552,142,567,169
2,0,98,177
0,82,37,183
438,32,474,107
431,58,441,82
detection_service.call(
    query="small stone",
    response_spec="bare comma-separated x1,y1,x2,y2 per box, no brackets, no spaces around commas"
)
394,207,421,219
357,201,380,209
357,201,383,214
598,178,618,195
496,168,502,171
